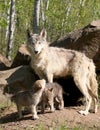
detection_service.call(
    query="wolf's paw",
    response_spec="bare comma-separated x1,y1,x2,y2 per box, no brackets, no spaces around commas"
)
17,116,23,120
41,110,45,114
50,108,55,113
59,106,64,110
94,109,97,113
32,115,39,120
89,109,97,113
78,110,89,115
18,114,23,119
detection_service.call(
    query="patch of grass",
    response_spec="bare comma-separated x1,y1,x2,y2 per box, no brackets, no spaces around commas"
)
26,125,98,130
58,124,86,130
33,125,45,130
22,123,95,130
59,124,67,130
20,124,45,130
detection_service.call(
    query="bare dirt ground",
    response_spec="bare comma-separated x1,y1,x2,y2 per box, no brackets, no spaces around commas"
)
0,104,100,130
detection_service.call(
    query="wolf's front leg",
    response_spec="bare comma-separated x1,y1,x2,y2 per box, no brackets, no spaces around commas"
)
41,102,46,113
46,73,53,83
48,99,55,112
57,96,64,110
50,103,55,112
17,104,23,119
31,105,39,120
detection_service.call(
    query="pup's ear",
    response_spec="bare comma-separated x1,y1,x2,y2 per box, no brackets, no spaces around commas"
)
49,88,53,92
33,83,42,90
40,29,47,40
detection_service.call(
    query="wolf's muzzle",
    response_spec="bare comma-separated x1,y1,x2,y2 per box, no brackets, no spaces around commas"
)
34,51,38,54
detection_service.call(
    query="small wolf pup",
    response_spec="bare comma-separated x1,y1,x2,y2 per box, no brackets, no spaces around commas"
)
11,79,46,120
41,82,64,113
26,29,98,115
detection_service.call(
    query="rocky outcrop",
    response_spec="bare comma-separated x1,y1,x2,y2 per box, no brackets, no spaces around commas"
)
51,20,100,71
0,54,11,70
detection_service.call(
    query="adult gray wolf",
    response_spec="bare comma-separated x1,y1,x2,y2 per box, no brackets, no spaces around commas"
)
11,79,46,120
26,29,98,115
40,82,64,113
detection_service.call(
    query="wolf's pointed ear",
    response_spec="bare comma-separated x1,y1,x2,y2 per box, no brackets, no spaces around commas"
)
27,29,32,39
40,29,47,40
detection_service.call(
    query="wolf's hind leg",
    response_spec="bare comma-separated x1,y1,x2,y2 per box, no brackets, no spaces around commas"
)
74,76,92,115
41,102,46,113
46,73,53,83
91,95,98,113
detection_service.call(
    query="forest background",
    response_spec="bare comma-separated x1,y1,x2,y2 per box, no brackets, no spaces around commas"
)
0,0,100,60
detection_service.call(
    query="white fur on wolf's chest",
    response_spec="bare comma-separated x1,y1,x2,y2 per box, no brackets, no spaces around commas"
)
31,56,47,70
31,57,47,77
30,52,70,78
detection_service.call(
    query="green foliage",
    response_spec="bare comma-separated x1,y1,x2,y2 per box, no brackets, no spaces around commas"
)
41,0,100,41
0,0,100,58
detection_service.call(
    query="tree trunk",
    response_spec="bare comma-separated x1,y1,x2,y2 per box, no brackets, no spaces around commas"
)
6,0,15,61
5,1,10,40
33,0,40,33
46,0,49,10
74,0,86,27
40,0,45,26
66,0,72,17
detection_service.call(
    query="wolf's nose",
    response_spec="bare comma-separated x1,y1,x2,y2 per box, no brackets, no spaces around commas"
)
34,51,38,54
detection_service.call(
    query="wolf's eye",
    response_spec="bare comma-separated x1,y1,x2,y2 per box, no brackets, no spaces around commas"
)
31,40,35,44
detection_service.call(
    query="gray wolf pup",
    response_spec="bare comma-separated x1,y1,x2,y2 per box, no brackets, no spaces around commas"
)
11,79,46,120
26,29,98,115
41,82,64,113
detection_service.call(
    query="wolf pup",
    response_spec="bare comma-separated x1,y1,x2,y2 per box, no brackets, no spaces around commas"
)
41,82,64,113
11,79,46,120
26,29,98,115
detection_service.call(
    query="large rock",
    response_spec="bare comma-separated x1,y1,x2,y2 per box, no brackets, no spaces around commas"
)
0,65,37,94
0,65,37,109
11,44,31,68
0,54,11,70
51,20,100,71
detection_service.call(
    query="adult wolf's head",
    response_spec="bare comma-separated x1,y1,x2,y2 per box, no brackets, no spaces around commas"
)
27,29,48,55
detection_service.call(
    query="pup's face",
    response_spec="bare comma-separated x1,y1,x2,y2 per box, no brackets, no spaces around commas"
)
27,29,47,55
44,88,53,103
